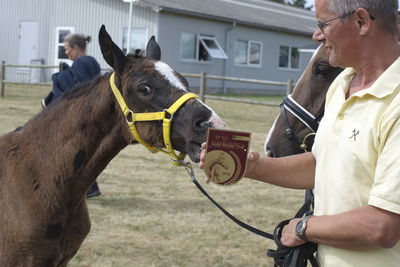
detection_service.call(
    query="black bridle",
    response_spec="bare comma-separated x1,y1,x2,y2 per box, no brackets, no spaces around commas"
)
280,95,323,152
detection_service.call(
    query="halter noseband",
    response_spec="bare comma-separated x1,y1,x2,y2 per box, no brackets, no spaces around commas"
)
280,95,322,152
109,72,198,166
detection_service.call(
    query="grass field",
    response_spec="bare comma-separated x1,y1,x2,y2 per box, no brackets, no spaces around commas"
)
0,84,305,267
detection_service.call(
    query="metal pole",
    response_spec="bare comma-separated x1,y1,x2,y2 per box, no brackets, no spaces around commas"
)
126,0,133,54
199,72,207,102
286,79,293,95
1,61,5,97
222,21,236,94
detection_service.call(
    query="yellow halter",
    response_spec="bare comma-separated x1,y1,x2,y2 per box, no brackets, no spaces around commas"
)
109,72,198,166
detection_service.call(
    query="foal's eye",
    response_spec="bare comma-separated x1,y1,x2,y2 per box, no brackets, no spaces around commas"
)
137,83,153,96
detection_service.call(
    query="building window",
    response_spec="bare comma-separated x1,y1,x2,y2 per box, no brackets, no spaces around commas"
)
234,40,262,67
279,46,300,69
55,26,75,65
181,33,196,60
122,28,148,54
181,33,227,62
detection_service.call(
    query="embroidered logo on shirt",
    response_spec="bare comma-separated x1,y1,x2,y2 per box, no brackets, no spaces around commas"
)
349,129,360,141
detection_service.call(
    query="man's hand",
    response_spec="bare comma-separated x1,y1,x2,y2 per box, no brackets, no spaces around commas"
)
198,142,211,183
281,218,307,247
199,143,262,183
243,150,261,177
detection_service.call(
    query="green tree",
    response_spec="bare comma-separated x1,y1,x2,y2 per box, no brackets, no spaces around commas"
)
267,0,313,10
288,0,313,10
270,0,286,4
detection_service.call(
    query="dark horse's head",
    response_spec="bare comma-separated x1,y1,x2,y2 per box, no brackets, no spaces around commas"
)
265,44,344,157
99,25,224,162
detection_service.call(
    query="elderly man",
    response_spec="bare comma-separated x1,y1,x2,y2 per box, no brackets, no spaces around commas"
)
199,0,400,265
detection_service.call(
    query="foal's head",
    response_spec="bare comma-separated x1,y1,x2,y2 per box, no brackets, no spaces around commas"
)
99,26,223,162
265,44,344,157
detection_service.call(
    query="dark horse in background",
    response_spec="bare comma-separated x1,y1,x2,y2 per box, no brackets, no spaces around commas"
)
265,44,343,157
0,26,223,266
263,44,343,267
266,14,400,156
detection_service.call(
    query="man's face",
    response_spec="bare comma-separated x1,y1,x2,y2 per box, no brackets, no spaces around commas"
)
313,0,356,68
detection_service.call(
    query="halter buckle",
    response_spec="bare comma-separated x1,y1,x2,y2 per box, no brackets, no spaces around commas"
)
163,109,173,120
125,109,135,124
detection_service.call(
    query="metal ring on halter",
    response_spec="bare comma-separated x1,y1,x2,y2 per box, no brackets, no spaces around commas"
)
163,109,173,120
299,132,316,152
125,110,135,124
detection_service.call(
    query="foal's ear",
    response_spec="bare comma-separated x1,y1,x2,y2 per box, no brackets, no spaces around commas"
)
98,25,127,75
146,36,161,60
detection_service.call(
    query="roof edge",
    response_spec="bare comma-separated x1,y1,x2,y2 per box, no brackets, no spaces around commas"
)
158,6,314,37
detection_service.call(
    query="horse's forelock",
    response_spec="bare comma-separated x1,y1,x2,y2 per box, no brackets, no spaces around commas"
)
126,49,144,58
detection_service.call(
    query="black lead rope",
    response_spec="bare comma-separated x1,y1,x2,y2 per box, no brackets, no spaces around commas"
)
191,173,274,239
266,189,318,267
184,163,319,267
184,162,273,239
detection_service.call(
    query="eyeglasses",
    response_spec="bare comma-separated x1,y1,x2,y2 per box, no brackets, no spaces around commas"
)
317,11,355,33
317,10,376,33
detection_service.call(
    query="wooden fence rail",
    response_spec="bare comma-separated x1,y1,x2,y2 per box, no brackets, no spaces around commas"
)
1,62,293,105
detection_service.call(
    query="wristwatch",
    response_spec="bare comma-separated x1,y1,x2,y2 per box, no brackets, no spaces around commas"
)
295,215,312,241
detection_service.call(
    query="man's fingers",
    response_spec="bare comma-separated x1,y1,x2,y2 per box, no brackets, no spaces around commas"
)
248,150,260,162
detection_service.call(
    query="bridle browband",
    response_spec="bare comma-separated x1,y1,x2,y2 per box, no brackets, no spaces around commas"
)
109,72,198,166
280,95,323,152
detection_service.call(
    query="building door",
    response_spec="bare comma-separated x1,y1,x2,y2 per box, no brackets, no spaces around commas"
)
18,21,39,82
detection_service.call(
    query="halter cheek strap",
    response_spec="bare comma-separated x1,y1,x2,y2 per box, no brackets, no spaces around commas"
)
109,72,198,166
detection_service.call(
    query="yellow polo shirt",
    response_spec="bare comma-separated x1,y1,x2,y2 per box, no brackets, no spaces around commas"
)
312,57,400,267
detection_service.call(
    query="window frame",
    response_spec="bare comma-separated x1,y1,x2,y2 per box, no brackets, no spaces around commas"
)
278,45,301,70
180,33,227,63
198,35,228,59
234,39,262,67
55,26,75,66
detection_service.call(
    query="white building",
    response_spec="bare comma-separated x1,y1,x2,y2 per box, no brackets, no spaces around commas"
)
0,0,317,94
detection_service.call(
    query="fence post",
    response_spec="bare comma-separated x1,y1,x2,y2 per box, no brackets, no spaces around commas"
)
0,61,5,98
199,71,207,102
286,79,293,95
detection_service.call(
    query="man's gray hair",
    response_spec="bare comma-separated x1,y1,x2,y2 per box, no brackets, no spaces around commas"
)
328,0,398,34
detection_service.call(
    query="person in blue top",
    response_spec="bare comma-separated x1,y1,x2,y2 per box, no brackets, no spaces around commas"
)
42,33,102,198
43,33,101,105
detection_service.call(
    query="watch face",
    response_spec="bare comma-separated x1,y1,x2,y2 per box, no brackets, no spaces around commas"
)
295,220,303,235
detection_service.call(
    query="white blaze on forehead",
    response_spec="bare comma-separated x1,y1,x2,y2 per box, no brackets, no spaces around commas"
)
155,61,187,91
154,62,225,128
